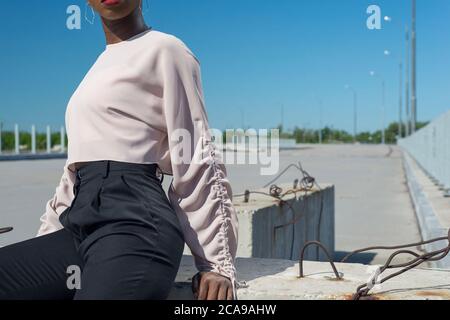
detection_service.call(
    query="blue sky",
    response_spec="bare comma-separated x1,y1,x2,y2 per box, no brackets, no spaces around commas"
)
0,0,449,133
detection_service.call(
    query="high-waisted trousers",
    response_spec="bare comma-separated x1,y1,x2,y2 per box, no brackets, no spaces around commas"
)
0,160,185,300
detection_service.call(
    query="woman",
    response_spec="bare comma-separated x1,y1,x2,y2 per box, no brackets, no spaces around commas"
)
0,0,238,300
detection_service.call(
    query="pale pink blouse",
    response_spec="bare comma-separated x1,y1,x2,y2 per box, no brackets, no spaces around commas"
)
36,29,239,297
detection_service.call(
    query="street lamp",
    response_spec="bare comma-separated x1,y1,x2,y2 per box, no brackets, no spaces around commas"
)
411,0,417,133
318,99,323,144
345,85,358,143
0,121,3,155
302,122,310,144
384,49,403,139
312,94,324,144
369,71,386,145
384,14,413,136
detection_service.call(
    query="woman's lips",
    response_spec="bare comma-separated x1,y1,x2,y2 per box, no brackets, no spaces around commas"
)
101,0,121,6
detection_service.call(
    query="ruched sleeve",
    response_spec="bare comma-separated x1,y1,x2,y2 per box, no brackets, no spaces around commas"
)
160,38,239,298
37,160,76,236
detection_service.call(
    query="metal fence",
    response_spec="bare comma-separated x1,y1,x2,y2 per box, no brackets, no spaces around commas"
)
0,123,66,157
398,109,450,193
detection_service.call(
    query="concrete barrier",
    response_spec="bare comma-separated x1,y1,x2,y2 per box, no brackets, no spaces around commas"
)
234,183,335,261
402,153,450,268
181,183,335,262
399,110,450,194
399,110,450,268
0,153,67,161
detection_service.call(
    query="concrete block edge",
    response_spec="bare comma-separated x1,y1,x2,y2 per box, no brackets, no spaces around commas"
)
402,150,450,269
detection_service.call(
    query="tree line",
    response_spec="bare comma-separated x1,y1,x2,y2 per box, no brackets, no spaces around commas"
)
279,121,429,145
0,121,429,152
0,131,67,152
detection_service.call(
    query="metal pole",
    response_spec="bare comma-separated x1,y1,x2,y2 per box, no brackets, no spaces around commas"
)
31,125,36,154
0,122,2,155
405,26,411,136
60,126,66,153
411,0,417,133
382,79,386,145
345,85,358,143
14,124,19,154
46,125,51,154
353,91,358,143
369,72,386,144
399,63,403,139
319,100,323,144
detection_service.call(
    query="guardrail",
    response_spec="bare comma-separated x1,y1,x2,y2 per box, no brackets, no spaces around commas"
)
0,123,66,157
398,110,450,195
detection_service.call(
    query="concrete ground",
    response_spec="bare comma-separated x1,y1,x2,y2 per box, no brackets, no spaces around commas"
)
225,144,423,265
169,255,450,300
0,144,423,265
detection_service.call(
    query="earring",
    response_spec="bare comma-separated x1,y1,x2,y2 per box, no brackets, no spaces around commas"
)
140,0,149,14
85,2,95,25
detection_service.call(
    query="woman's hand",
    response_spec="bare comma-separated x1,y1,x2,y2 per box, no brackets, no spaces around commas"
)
192,271,234,300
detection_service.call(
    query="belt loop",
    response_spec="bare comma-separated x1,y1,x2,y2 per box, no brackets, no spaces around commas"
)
103,160,110,179
156,165,164,184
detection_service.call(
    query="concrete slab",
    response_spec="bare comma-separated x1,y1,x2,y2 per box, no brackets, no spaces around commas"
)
232,183,334,261
169,255,450,300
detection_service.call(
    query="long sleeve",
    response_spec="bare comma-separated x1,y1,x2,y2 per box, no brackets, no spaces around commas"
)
160,38,239,297
37,160,76,236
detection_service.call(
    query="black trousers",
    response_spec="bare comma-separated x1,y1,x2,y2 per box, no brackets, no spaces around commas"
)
0,160,185,300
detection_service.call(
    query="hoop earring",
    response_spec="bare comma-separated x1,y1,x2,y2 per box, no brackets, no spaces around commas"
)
85,2,95,25
140,0,149,14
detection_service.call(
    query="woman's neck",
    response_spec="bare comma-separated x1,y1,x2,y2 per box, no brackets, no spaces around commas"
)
101,9,149,46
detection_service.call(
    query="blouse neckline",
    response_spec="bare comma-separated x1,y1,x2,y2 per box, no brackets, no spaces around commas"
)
105,28,153,49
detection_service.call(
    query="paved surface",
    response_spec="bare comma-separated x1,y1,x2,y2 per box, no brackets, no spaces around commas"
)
0,145,423,265
225,144,423,264
169,255,450,300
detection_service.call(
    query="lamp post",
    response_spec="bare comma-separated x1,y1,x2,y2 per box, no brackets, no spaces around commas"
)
411,0,417,133
318,99,323,144
370,71,386,145
312,94,324,144
383,50,403,139
405,26,411,136
384,16,413,136
345,85,358,143
0,122,2,155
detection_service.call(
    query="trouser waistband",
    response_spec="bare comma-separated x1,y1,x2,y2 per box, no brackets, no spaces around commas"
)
75,160,159,180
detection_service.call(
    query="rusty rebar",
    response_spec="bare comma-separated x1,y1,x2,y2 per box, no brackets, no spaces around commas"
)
352,231,450,299
235,161,450,300
352,247,449,300
298,229,450,300
299,241,342,280
340,235,448,263
0,227,13,234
